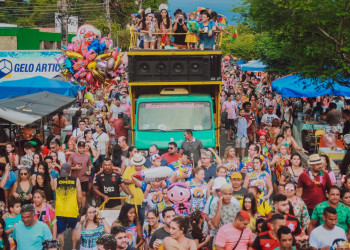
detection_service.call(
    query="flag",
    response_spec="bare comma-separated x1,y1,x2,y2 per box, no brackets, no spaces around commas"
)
231,29,238,42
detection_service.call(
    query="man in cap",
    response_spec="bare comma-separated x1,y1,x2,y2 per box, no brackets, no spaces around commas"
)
123,153,146,224
68,141,92,207
215,210,254,250
297,154,332,216
13,204,52,250
54,163,82,250
94,157,132,210
230,171,248,201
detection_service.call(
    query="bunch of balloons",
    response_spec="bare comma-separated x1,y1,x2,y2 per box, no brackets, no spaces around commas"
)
56,24,124,90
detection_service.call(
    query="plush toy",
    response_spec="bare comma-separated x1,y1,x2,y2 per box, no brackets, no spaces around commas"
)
167,182,192,216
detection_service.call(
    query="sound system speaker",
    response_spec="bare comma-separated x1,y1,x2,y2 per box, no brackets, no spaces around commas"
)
129,54,222,82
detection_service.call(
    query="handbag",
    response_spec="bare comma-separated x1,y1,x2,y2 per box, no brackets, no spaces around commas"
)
221,111,228,124
231,229,244,250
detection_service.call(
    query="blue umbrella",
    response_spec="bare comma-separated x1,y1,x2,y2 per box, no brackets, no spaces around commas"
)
240,60,266,71
235,59,245,65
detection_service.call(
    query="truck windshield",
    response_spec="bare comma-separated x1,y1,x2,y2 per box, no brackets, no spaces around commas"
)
138,101,212,131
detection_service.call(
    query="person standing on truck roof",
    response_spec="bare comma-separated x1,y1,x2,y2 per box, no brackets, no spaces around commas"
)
179,130,204,167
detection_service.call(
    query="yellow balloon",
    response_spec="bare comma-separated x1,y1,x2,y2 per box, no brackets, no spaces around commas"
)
87,61,97,70
92,69,105,83
84,92,94,101
95,52,112,61
66,51,84,60
113,52,124,70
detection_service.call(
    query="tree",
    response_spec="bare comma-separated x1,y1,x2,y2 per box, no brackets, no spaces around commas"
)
239,0,350,86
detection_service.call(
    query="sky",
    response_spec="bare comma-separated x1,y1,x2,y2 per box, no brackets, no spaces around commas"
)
167,0,242,25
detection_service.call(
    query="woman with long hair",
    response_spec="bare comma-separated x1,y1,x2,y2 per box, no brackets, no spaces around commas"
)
190,211,211,249
32,189,57,238
186,168,209,212
164,216,196,250
140,12,157,49
157,8,171,47
282,126,308,154
268,118,281,145
241,193,258,233
49,151,61,172
143,209,162,250
279,153,304,186
5,143,18,172
221,146,240,176
32,162,54,191
112,203,143,248
111,144,125,171
284,182,310,230
121,146,138,174
320,154,336,185
270,143,291,193
0,218,10,250
11,167,33,205
243,157,273,201
32,173,54,204
30,153,42,176
75,204,110,250
272,135,284,154
341,189,350,208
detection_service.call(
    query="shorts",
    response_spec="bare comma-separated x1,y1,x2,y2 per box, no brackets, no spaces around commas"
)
235,137,248,148
57,216,78,234
81,181,89,192
225,119,235,130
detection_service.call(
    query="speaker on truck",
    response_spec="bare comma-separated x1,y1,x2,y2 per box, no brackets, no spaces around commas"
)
129,54,222,82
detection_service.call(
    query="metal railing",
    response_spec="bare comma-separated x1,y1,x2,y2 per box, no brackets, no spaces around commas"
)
129,30,223,50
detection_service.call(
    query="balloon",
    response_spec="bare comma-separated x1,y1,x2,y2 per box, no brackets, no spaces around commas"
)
113,52,124,70
107,58,115,69
73,59,87,71
66,51,84,60
133,167,174,183
324,133,336,148
74,68,86,79
86,50,97,61
64,58,74,74
72,24,101,42
87,61,97,70
95,52,112,61
55,55,66,68
92,69,105,83
112,47,120,60
97,60,108,72
67,43,74,52
73,40,82,53
86,72,94,83
224,55,230,61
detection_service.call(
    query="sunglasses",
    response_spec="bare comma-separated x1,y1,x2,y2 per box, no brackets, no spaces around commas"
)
20,173,28,176
168,147,174,150
50,147,55,149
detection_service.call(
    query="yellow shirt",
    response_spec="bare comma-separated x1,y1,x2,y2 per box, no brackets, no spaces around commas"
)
239,198,272,217
123,166,145,205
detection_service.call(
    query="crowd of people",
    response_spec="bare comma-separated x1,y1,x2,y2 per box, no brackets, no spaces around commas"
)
129,5,227,49
2,19,350,250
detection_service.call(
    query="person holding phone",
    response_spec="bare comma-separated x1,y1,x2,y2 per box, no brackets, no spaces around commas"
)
141,12,157,49
173,12,188,49
199,12,216,48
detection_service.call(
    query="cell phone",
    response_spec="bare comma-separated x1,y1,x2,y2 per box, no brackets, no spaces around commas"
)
179,18,183,23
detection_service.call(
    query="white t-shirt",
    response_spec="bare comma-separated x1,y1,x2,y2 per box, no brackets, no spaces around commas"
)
261,113,279,126
57,151,66,163
93,132,109,155
110,105,125,119
72,128,85,142
309,225,346,249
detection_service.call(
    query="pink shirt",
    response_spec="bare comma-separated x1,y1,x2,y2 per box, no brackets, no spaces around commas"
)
215,223,253,250
222,100,237,119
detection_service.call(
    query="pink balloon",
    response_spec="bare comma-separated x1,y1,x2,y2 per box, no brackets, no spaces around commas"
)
224,55,230,61
324,133,336,147
86,71,94,83
67,43,74,52
97,61,108,72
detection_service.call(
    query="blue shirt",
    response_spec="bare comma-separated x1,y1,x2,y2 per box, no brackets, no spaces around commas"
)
13,220,52,250
235,117,248,138
201,164,217,182
199,20,216,48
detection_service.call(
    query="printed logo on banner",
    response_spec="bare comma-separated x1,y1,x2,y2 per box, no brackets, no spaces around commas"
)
0,59,12,79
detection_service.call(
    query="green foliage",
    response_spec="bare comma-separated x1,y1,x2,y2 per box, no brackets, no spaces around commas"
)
238,0,350,85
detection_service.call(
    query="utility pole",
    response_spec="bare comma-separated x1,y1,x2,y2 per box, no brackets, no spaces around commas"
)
61,0,69,48
105,0,112,38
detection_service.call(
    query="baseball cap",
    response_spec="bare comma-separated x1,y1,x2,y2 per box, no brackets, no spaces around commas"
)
60,163,71,177
230,172,242,179
212,177,228,190
118,112,123,118
84,99,89,103
77,141,85,148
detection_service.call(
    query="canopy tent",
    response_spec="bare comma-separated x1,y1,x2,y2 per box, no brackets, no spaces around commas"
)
0,91,76,126
272,74,350,97
240,60,266,71
0,76,85,100
235,59,245,65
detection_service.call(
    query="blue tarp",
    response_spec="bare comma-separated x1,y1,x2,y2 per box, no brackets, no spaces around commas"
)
240,60,266,71
272,74,350,97
235,59,245,65
0,76,85,100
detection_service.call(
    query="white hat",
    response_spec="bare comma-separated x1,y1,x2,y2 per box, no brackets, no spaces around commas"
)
212,177,228,190
131,153,146,166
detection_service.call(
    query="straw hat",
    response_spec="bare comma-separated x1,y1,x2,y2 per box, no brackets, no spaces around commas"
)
131,153,146,166
308,154,323,165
